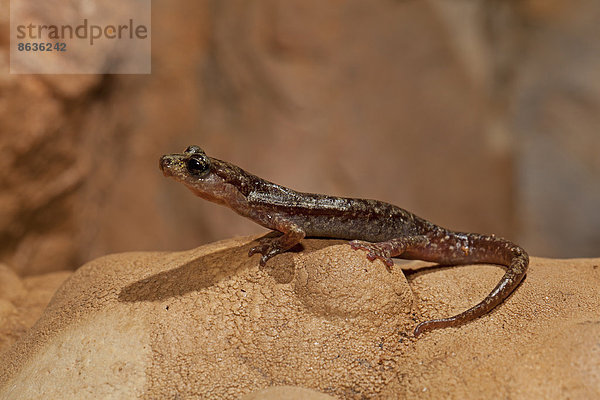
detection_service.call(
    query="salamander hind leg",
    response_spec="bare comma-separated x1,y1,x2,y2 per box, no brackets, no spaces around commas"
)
350,236,428,271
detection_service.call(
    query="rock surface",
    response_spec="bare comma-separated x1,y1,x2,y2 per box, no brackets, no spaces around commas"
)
0,264,71,353
0,237,599,399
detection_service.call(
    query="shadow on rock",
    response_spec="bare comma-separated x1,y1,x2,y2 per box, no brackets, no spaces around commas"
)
117,242,255,302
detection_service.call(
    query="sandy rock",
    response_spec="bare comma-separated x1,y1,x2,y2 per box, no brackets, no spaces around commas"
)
0,237,599,399
0,237,413,399
241,385,336,400
0,264,71,354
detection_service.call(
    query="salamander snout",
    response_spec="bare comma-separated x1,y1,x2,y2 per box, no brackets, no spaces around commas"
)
159,155,176,177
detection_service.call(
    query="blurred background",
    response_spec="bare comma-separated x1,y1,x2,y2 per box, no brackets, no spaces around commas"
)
1,0,599,276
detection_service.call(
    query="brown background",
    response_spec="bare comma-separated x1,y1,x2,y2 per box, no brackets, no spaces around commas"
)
1,0,599,276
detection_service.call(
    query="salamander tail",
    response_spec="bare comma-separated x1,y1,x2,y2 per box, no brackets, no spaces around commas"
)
413,233,529,337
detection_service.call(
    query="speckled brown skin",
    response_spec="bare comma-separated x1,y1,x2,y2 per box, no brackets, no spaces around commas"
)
159,146,529,336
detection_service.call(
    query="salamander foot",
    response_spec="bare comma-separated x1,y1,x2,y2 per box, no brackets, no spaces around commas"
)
349,240,394,270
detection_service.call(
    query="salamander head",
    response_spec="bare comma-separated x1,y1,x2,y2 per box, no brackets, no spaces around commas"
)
159,145,249,206
160,145,210,179
159,145,227,203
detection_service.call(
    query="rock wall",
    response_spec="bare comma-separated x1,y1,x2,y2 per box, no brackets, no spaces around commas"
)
1,0,599,277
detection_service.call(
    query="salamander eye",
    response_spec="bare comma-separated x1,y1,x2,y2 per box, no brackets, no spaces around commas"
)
186,156,210,176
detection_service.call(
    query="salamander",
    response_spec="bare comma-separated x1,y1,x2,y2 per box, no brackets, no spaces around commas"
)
159,145,529,336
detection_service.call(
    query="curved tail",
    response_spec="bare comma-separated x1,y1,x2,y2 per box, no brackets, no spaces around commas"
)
411,231,529,336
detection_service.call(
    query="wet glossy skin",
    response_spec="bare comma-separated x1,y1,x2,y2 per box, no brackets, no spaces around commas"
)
160,146,529,337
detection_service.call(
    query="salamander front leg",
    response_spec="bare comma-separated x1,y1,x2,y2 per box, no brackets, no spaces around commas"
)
350,236,428,271
249,222,305,266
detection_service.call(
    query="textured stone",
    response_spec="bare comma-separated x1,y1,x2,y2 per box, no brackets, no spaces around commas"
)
0,264,71,353
1,237,599,399
241,385,336,400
